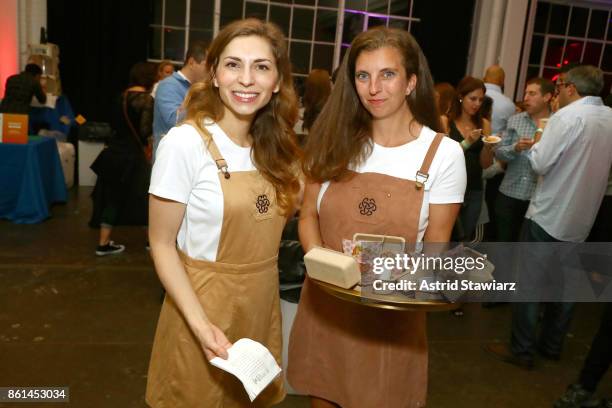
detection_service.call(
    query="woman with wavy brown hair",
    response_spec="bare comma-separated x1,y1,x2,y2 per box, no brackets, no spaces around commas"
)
287,27,466,408
145,18,300,407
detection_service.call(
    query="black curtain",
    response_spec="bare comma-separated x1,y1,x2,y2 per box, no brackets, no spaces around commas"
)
48,0,152,122
412,0,476,87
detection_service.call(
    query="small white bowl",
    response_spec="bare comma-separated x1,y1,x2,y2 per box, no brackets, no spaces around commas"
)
482,135,501,145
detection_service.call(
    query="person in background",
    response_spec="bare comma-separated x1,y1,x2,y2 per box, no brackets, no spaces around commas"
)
288,27,466,408
152,40,208,156
483,65,515,135
89,62,156,255
480,94,506,242
0,63,47,114
145,19,301,407
157,60,175,80
434,82,455,117
588,89,612,243
495,78,554,242
514,100,526,113
441,76,494,241
485,65,612,370
301,69,331,134
550,63,581,113
293,69,331,139
150,60,175,98
555,166,612,408
554,303,612,408
553,92,612,407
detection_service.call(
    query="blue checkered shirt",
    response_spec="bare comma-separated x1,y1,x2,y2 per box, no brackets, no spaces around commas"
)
495,112,539,201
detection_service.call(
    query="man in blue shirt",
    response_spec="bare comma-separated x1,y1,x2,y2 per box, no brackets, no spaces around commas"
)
494,77,554,242
483,65,516,135
153,40,208,157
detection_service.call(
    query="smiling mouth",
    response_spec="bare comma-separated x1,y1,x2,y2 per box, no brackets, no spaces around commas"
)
232,91,259,103
368,99,386,106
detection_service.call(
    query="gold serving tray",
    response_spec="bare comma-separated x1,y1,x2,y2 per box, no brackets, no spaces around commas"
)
311,278,461,312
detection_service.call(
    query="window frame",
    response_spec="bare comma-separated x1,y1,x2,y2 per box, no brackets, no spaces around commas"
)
517,1,611,100
148,0,421,78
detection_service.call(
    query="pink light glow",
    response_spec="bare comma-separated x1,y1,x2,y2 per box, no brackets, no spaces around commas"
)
0,0,19,98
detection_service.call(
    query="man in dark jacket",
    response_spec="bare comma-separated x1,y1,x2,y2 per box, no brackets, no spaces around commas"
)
0,64,47,114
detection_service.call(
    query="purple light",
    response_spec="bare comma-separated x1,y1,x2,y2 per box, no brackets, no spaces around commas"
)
344,8,391,20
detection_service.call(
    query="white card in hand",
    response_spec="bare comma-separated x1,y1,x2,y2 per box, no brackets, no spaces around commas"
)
209,338,281,402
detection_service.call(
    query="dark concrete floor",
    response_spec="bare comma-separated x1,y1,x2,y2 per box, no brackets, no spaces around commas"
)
0,187,610,408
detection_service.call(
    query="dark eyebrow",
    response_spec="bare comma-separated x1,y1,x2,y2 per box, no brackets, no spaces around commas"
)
223,56,272,63
355,67,398,73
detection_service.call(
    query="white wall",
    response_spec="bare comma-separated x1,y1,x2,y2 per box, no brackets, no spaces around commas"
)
498,0,530,98
468,0,529,100
19,0,48,68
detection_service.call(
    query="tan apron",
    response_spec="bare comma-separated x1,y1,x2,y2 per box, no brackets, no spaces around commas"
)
146,123,287,407
287,134,444,408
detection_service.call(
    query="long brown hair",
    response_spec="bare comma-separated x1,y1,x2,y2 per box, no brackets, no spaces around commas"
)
182,19,301,213
302,27,441,182
447,76,486,129
302,69,331,132
434,82,455,116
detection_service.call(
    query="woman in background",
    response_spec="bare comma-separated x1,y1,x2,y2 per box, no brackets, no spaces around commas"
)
301,69,332,133
151,60,175,98
441,76,494,241
90,62,155,255
294,69,332,142
157,60,175,80
434,82,455,117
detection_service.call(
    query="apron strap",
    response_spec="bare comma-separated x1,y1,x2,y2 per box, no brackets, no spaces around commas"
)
185,120,231,179
415,133,444,190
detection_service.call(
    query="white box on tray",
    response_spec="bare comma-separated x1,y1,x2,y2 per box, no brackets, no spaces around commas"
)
304,247,360,289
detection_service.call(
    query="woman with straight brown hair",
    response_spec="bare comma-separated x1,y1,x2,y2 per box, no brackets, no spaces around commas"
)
145,18,301,407
441,76,494,241
287,27,466,408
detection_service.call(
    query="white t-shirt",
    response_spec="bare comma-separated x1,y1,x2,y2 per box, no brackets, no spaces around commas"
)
149,121,256,261
317,126,466,242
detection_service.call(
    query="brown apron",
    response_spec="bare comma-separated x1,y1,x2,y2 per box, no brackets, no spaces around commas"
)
287,134,444,408
146,123,287,407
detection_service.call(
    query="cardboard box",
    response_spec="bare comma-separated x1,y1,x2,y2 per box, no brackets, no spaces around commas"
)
0,114,29,144
28,43,60,59
28,43,62,95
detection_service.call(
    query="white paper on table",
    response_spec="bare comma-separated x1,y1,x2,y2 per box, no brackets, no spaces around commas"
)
209,338,282,402
31,93,57,109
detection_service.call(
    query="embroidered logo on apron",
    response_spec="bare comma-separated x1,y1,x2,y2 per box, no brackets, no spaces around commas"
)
256,194,271,214
358,197,377,216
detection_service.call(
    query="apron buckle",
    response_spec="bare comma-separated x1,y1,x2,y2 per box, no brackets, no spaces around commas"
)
415,170,428,190
216,159,231,179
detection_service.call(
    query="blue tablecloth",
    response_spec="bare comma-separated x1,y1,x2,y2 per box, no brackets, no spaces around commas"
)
29,95,75,136
0,136,67,223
